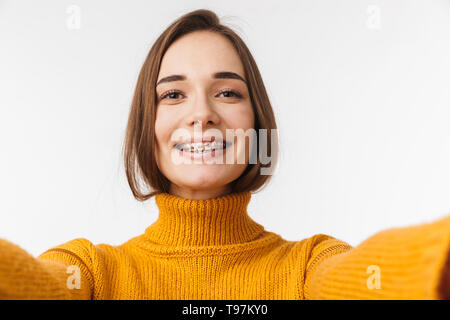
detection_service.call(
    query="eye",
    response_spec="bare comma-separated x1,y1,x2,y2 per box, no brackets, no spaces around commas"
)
160,89,184,100
216,89,243,99
159,89,243,101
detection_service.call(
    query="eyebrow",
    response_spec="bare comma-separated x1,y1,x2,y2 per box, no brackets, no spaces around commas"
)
156,71,247,86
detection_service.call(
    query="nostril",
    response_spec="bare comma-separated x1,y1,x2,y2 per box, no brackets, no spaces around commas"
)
193,120,214,126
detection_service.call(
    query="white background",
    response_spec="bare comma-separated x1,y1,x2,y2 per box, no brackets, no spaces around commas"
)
1,0,449,256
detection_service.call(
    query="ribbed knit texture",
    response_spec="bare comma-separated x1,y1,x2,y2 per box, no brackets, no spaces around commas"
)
0,191,449,299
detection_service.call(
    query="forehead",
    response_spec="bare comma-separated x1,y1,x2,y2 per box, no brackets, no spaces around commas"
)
158,31,245,79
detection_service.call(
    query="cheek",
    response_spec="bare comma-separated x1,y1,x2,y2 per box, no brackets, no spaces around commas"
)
221,105,255,164
224,104,255,130
154,110,174,159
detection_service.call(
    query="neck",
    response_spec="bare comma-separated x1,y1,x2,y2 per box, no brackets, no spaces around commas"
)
169,183,232,200
144,191,265,247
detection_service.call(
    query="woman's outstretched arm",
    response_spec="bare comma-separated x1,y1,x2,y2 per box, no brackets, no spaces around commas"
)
304,215,450,299
0,238,94,299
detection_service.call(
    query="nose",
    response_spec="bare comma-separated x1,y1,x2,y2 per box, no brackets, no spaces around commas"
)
185,90,220,128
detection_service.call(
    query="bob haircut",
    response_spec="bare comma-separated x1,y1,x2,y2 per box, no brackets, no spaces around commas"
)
123,9,278,201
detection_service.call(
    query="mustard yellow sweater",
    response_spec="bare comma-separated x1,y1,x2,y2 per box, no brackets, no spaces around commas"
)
0,192,449,299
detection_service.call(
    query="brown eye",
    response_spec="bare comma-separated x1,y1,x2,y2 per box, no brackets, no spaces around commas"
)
217,89,242,99
160,90,184,100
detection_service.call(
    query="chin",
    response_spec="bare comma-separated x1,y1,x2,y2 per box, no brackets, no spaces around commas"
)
171,166,237,190
182,171,226,189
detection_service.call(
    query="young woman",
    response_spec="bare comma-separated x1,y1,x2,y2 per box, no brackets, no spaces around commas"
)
0,9,449,300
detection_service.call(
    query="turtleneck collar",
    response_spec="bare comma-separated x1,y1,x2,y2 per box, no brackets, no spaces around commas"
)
143,191,266,247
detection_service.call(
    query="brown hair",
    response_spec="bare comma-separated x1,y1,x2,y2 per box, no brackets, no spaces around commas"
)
122,9,278,201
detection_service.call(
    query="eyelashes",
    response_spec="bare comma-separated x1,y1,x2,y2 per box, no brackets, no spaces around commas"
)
158,89,243,101
159,90,182,100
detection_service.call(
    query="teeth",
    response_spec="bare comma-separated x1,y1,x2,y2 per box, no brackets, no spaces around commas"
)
178,141,226,153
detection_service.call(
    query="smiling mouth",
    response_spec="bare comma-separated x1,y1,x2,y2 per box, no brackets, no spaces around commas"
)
174,141,232,154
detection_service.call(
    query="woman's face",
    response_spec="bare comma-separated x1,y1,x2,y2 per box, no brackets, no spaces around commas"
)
154,31,255,200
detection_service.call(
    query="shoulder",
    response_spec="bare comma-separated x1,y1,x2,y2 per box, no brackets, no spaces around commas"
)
283,234,353,272
39,238,96,259
37,238,101,273
256,232,352,269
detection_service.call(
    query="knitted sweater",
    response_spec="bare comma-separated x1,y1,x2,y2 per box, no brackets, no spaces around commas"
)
0,191,449,299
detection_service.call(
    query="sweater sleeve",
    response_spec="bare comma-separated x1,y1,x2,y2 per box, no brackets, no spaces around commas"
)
0,238,95,299
304,214,450,299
